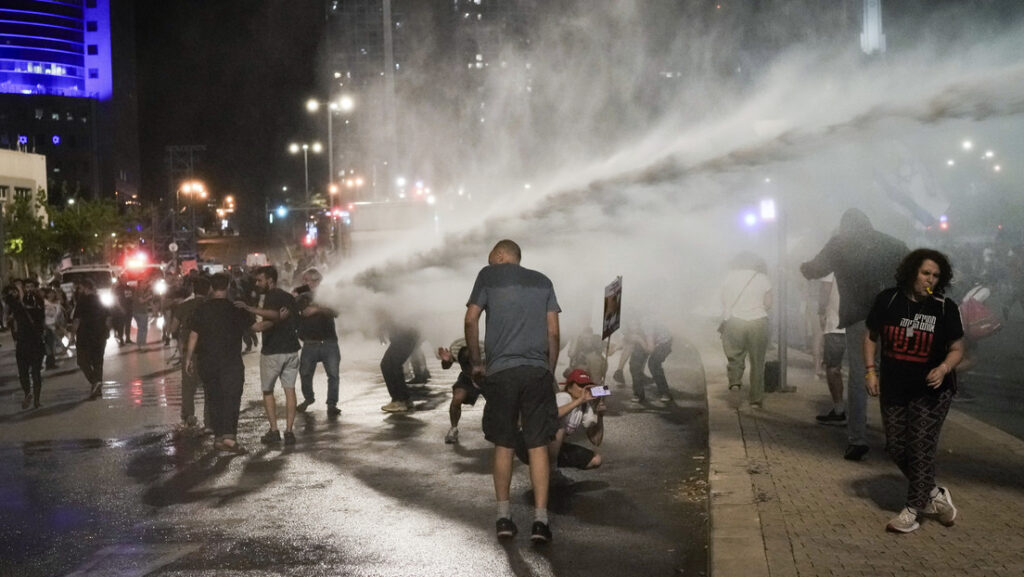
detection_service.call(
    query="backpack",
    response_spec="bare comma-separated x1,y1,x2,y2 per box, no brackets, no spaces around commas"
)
960,286,1002,341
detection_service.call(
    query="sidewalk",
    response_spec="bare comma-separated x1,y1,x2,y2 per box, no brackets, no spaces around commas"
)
704,339,1024,577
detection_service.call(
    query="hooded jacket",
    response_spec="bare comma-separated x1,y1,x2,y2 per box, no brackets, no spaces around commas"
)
800,209,908,329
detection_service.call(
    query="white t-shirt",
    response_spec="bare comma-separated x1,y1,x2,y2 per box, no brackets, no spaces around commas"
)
822,273,845,335
556,392,597,436
721,269,771,321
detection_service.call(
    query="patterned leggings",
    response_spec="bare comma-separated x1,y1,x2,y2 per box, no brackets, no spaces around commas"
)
880,388,954,509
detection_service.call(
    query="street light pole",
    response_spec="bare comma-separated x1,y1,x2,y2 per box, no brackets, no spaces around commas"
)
289,142,321,206
302,144,310,204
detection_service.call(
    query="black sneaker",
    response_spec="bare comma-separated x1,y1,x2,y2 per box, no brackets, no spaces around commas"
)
89,382,103,399
496,517,517,539
327,405,341,417
843,444,869,461
296,400,313,413
816,409,847,425
283,431,296,445
530,521,552,544
261,429,282,445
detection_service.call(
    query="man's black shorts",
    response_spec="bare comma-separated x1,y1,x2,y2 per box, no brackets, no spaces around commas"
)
823,333,846,369
481,365,557,449
452,371,482,405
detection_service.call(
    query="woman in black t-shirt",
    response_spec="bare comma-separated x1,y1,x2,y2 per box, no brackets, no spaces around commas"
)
865,248,964,534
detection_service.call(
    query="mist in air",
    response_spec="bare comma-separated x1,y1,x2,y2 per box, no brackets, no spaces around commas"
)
318,1,1024,349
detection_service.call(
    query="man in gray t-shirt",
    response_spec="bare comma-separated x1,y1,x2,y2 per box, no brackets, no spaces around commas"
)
466,239,561,544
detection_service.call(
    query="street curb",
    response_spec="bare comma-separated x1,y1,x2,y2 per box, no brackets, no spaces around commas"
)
705,340,770,577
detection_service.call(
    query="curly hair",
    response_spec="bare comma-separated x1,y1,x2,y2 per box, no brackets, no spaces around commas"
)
894,248,953,295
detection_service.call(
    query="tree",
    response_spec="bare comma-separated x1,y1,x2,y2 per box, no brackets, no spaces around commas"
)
2,189,51,277
49,197,123,265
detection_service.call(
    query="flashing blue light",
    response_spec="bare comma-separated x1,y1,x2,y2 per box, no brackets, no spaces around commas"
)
743,213,758,227
18,135,28,145
939,215,948,223
135,225,142,232
276,206,288,218
52,135,61,145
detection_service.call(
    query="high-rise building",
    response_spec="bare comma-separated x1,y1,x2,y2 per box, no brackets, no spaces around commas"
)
322,0,537,199
0,0,139,205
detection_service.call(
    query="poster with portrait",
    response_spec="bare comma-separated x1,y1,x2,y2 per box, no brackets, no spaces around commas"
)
602,276,622,340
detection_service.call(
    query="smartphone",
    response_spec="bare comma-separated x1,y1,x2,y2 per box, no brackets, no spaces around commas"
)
589,385,611,397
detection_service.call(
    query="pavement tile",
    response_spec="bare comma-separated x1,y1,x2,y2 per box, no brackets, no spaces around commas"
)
706,341,1024,577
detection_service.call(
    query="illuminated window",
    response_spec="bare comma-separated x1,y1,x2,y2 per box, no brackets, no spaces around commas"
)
87,21,98,32
88,45,98,55
52,112,60,121
35,109,44,120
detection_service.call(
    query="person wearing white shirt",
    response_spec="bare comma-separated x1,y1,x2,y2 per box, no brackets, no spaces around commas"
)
720,252,772,407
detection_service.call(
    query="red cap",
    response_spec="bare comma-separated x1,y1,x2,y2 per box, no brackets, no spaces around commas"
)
564,368,593,387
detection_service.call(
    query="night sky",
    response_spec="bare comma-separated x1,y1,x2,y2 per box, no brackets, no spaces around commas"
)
134,1,326,229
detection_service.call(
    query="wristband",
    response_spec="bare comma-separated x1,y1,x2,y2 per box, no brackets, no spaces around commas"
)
865,364,876,370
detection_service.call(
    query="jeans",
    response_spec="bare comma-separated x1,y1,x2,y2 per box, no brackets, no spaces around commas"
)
299,340,341,406
845,321,868,445
43,328,58,367
647,341,673,397
629,345,651,399
133,312,149,345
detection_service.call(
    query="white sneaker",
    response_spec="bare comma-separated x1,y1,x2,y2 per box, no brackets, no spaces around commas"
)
444,427,459,444
923,486,957,526
886,507,920,533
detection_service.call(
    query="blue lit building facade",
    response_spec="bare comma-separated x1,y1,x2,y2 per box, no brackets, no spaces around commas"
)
0,0,138,204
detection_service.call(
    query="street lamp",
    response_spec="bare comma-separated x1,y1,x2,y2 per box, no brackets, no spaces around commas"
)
289,142,321,205
176,180,206,266
306,94,355,191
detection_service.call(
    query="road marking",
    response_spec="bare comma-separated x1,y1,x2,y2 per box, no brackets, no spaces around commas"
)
64,543,200,577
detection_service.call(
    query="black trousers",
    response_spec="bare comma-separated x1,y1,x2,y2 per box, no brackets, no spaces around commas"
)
199,360,245,438
381,331,419,402
17,345,44,398
76,338,106,385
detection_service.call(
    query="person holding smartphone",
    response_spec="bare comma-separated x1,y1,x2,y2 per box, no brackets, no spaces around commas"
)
518,368,606,476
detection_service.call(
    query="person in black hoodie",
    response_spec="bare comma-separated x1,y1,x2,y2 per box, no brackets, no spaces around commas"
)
800,209,907,461
6,282,46,409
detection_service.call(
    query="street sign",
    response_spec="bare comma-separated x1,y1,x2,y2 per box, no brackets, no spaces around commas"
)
168,242,179,253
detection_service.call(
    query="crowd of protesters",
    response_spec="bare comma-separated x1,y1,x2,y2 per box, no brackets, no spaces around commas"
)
4,221,1022,544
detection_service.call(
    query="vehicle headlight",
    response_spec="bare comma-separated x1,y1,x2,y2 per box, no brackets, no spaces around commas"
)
154,279,168,296
98,289,115,307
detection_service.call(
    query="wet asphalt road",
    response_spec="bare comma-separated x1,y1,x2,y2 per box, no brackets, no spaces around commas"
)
0,334,709,577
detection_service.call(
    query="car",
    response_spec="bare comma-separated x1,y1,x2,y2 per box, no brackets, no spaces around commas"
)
54,265,119,307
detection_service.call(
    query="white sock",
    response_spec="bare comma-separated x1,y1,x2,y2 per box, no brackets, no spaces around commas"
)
835,401,846,414
535,508,548,524
496,500,510,520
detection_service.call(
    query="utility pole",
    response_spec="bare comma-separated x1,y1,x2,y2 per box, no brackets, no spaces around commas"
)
382,0,396,201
